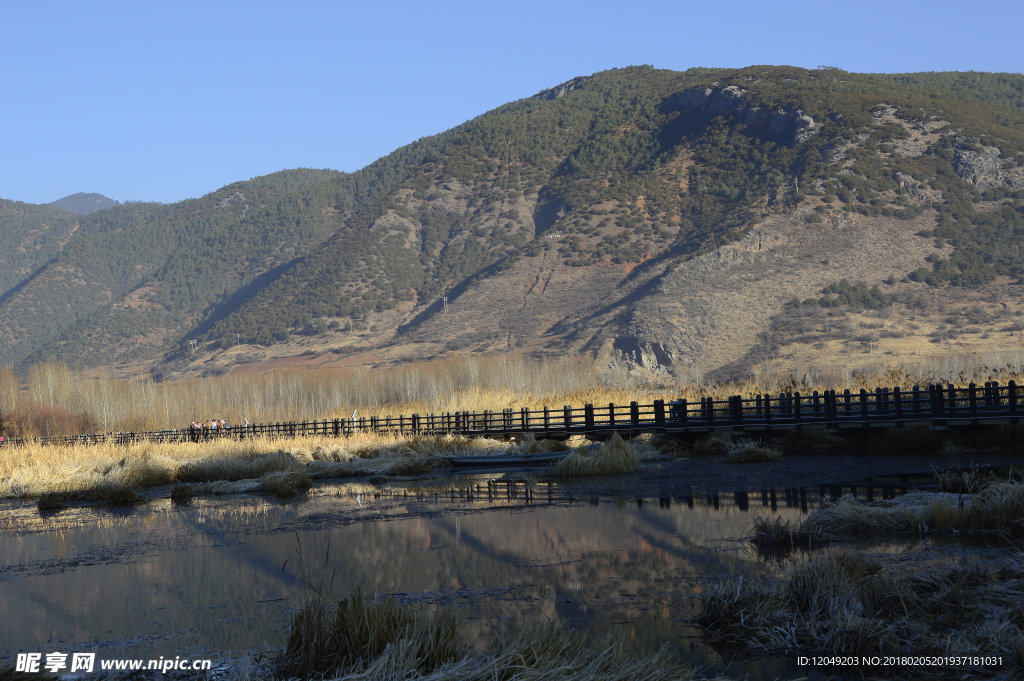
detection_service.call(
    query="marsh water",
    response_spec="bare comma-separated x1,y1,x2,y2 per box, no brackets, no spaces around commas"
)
0,452,1017,676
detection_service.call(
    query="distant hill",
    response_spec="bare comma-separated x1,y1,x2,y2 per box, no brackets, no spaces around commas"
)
48,192,119,214
2,67,1023,383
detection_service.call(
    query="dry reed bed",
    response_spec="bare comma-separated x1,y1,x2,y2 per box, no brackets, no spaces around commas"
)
276,588,730,681
697,550,1024,680
0,432,658,503
0,434,494,501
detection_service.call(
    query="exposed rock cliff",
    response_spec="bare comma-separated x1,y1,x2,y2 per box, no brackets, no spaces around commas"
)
952,143,1024,190
669,85,817,145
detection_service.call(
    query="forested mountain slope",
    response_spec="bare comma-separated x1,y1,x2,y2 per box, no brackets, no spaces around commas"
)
2,66,1023,381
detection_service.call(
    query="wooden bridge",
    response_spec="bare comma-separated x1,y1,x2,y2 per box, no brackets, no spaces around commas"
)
2,381,1020,449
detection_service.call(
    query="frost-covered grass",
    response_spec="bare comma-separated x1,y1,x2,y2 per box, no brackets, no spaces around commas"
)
697,550,1024,680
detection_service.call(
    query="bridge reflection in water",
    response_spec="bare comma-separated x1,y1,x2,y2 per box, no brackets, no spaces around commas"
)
0,478,921,675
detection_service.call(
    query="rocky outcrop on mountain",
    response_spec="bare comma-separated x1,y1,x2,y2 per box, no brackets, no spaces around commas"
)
537,76,590,100
669,85,817,145
895,172,943,202
953,144,1024,190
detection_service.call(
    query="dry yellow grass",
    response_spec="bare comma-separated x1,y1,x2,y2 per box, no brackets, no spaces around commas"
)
551,433,640,478
0,433,508,500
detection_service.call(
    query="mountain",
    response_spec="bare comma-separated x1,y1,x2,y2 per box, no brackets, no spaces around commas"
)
48,192,119,214
2,66,1023,383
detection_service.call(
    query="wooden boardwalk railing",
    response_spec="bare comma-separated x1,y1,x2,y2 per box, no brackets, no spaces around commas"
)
1,381,1019,449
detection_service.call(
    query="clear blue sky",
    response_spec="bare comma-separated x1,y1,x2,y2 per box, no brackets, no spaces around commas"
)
2,0,1021,205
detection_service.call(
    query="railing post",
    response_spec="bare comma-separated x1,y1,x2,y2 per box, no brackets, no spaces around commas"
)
969,382,978,413
860,389,869,419
653,399,665,426
793,392,801,421
764,393,771,421
844,389,852,414
563,405,572,430
1010,380,1018,414
630,401,640,426
812,390,820,415
521,408,529,431
608,402,616,426
543,406,550,430
584,403,595,429
948,384,957,413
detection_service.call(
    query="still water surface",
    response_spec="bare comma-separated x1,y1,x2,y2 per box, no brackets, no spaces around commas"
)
0,476,908,674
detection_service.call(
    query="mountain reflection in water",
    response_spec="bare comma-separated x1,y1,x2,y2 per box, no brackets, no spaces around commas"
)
0,478,914,671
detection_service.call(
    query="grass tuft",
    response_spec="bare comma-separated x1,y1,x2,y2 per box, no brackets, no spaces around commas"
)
36,493,67,513
169,483,196,504
935,464,1022,494
551,433,638,477
723,438,783,463
256,470,313,498
94,483,148,506
276,587,461,680
749,515,824,561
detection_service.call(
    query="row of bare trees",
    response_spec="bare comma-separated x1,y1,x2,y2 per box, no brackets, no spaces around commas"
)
0,356,641,438
3,349,1023,439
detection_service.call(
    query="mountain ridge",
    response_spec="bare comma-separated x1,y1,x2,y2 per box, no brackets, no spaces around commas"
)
2,65,1023,382
48,192,119,214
